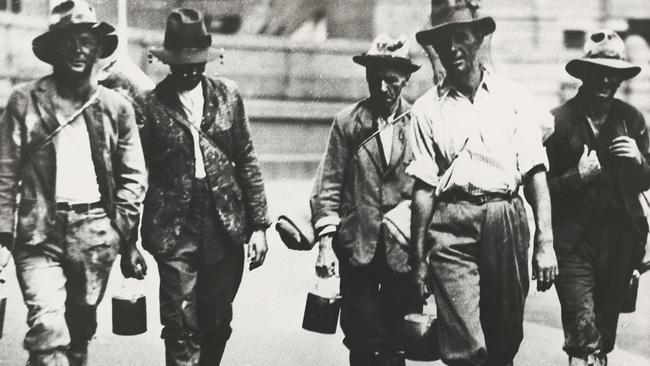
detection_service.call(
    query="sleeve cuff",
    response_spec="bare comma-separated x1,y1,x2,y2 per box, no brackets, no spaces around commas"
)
406,160,438,188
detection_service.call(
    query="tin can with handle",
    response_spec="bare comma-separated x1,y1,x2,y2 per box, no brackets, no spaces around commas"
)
302,276,341,334
112,277,147,336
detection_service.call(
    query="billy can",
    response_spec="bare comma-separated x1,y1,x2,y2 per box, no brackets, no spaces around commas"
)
112,278,147,336
403,300,440,361
302,276,341,334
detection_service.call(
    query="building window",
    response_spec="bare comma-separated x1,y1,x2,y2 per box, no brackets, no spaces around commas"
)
0,0,7,11
0,0,20,12
564,30,586,49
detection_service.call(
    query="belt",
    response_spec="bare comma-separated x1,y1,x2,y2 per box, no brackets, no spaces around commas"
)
56,201,103,213
438,190,518,205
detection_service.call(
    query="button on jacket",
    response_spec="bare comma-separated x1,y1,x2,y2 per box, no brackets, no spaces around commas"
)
139,76,270,255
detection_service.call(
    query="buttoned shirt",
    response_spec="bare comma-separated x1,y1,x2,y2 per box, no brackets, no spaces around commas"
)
377,113,395,165
54,112,101,204
407,70,549,196
178,84,207,179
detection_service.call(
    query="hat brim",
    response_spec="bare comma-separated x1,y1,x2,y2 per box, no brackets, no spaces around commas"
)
32,22,118,64
150,47,224,65
352,55,421,74
416,17,496,45
566,58,641,80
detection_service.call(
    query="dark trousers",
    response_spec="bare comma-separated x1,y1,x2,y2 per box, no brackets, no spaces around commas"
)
554,213,647,359
426,197,529,366
13,207,120,366
155,178,245,366
338,241,420,366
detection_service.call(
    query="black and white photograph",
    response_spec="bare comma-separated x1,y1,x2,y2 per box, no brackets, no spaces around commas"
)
0,1,648,365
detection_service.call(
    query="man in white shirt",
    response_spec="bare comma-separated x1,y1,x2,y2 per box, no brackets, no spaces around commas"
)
311,34,421,366
0,1,148,365
409,1,558,365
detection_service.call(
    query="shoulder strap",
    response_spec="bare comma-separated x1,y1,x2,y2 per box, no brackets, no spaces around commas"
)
354,109,411,155
171,111,230,159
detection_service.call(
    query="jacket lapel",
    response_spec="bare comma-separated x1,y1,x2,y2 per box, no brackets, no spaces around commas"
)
31,78,63,135
384,100,409,178
200,78,222,132
155,77,193,133
82,97,110,209
356,102,384,173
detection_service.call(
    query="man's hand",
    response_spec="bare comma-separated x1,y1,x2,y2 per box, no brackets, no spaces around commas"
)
610,136,643,165
120,246,148,280
248,230,268,271
532,234,558,292
413,261,430,300
578,145,602,182
315,235,338,278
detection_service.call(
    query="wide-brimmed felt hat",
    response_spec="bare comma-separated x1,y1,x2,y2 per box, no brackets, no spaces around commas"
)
353,34,420,74
150,8,224,65
416,0,495,45
32,0,118,65
566,29,641,81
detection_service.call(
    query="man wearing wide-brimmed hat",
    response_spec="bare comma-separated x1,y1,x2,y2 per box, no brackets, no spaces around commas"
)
311,34,421,366
408,1,558,365
141,8,270,366
545,29,650,366
0,1,148,364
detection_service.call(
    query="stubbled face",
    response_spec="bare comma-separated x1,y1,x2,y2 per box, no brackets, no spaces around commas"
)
431,26,483,76
53,30,102,79
169,63,206,91
366,66,409,114
580,70,623,101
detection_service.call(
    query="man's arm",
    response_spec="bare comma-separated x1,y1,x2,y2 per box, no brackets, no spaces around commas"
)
411,179,436,298
523,167,558,291
113,99,148,278
0,89,26,247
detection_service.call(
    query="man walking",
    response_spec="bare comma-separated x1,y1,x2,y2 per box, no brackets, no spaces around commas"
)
545,30,649,366
0,1,148,365
141,8,270,366
312,34,421,366
409,1,558,365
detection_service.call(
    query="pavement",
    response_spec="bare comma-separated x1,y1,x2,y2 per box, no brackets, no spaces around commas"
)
0,179,649,365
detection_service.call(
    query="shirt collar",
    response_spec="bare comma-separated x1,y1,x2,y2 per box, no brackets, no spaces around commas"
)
437,66,492,99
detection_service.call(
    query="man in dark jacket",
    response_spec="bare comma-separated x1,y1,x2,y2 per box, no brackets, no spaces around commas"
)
312,34,421,366
142,8,270,366
0,1,148,365
545,29,650,366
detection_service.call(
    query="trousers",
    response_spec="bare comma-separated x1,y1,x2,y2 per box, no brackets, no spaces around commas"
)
554,213,647,359
426,197,529,366
155,178,245,366
13,207,120,366
338,239,420,366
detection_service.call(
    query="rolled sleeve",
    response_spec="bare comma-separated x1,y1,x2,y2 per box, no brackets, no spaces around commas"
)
406,108,439,187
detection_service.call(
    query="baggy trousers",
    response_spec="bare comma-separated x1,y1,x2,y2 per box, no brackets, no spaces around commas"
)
13,207,120,366
338,239,421,366
155,178,245,366
426,197,529,366
554,213,647,359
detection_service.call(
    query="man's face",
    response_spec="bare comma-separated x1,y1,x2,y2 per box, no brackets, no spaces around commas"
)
366,66,409,112
580,70,623,101
169,63,206,91
431,26,483,76
54,30,102,79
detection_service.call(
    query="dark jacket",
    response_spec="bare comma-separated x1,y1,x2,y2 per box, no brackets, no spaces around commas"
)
0,76,147,245
545,95,650,249
312,98,414,267
140,76,270,255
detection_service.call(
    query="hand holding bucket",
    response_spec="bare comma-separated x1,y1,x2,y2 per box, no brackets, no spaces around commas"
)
302,276,341,334
112,267,147,336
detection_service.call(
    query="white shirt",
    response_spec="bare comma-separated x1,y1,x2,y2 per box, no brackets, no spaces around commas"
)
54,113,101,204
407,70,550,196
178,84,207,179
377,113,395,165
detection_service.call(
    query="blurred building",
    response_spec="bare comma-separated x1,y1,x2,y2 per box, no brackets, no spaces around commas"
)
1,0,650,178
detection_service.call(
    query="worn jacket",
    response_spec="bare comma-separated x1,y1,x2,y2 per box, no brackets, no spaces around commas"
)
140,76,270,255
545,94,650,250
312,98,414,266
0,76,147,245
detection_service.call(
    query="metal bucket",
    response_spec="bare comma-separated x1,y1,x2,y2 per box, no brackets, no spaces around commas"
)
0,296,6,339
620,272,639,313
403,313,440,361
302,292,341,334
112,294,147,336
